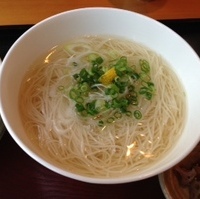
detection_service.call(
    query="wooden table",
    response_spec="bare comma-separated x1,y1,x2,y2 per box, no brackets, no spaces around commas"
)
0,20,200,199
0,1,200,199
0,0,200,25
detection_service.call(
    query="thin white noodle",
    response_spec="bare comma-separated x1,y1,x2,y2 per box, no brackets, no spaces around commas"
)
19,36,186,178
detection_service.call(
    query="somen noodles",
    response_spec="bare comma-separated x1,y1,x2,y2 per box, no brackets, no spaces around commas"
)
19,36,186,177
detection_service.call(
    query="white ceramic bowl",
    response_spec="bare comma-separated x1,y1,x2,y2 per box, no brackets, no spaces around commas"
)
1,8,200,184
0,58,5,140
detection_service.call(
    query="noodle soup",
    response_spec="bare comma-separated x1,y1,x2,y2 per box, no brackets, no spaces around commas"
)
19,36,186,178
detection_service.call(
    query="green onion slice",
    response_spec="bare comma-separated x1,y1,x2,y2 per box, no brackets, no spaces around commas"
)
68,57,154,126
134,110,142,119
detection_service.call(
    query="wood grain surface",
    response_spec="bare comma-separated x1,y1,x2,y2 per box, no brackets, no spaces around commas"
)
0,0,200,25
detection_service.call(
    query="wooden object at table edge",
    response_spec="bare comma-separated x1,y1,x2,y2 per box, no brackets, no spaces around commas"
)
0,0,200,26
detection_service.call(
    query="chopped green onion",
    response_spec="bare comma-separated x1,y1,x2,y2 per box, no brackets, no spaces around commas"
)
58,85,65,91
98,120,104,127
147,82,155,92
93,57,103,66
73,62,78,66
88,53,99,61
107,117,115,123
88,54,103,66
111,98,121,109
125,111,132,117
73,73,79,80
75,97,84,103
69,89,79,100
105,101,111,109
134,110,142,119
128,85,135,92
68,57,154,126
140,59,150,73
139,81,155,100
80,110,88,117
80,82,89,92
105,84,119,98
114,111,122,119
131,72,140,80
120,98,129,107
80,68,90,80
114,79,127,93
120,107,128,113
126,93,138,106
139,87,149,95
86,101,99,116
140,72,151,82
145,92,153,100
75,103,85,112
114,56,128,76
95,99,106,112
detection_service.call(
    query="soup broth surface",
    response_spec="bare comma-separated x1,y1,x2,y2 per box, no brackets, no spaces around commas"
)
19,36,186,177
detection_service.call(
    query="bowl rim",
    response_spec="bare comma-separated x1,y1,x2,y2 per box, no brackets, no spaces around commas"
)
158,174,172,199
